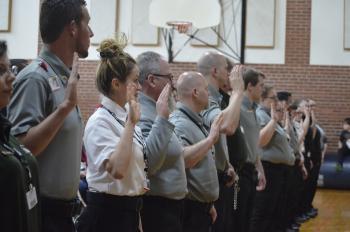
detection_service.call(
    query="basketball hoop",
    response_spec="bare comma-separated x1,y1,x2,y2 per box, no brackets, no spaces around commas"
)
149,0,221,29
166,21,192,33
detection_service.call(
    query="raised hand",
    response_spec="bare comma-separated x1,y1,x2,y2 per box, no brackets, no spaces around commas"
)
229,64,244,94
303,104,311,118
270,103,279,122
127,83,140,125
208,112,223,144
63,53,80,109
156,83,171,119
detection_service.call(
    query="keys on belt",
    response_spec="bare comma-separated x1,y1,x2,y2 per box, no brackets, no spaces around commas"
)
233,175,240,211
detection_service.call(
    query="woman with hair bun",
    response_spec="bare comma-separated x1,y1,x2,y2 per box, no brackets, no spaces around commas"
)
76,37,147,232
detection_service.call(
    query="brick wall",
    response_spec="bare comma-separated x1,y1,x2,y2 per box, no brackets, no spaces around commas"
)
77,0,350,153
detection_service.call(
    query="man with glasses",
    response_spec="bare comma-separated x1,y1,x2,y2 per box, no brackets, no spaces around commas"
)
136,51,187,232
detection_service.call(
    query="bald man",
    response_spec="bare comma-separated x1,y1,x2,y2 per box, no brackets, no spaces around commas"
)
170,72,222,231
198,52,244,232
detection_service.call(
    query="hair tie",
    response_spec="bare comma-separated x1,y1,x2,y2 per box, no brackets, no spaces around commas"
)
100,51,115,59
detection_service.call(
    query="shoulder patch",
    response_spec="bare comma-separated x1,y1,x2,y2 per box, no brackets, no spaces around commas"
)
39,61,48,72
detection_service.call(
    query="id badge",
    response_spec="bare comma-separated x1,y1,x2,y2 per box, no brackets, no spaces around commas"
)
143,178,150,191
48,76,61,91
26,184,38,210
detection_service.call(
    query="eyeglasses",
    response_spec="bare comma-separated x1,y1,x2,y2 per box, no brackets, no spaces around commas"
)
11,65,18,76
151,73,174,82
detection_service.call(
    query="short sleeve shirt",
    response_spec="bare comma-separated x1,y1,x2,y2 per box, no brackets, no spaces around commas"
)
138,93,187,200
84,96,146,196
170,102,219,203
256,106,295,166
8,46,83,199
201,84,229,172
240,96,261,164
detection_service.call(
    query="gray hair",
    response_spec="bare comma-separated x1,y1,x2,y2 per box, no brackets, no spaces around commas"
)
136,51,163,84
197,51,226,77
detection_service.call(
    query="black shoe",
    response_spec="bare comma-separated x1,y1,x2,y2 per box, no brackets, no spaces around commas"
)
307,209,318,218
292,221,301,227
295,214,309,223
290,223,300,229
286,227,299,232
286,223,300,231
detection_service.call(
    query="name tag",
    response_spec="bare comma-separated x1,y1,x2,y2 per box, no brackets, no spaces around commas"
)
48,76,60,91
26,185,38,210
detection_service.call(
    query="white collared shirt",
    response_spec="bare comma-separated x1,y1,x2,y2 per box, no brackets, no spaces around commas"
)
84,96,146,196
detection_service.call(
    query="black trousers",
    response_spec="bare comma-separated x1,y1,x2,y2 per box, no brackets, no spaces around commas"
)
183,199,213,232
299,158,321,214
232,163,258,232
141,195,184,232
280,165,298,228
75,192,142,232
285,162,304,224
212,173,234,232
250,162,289,232
41,196,81,232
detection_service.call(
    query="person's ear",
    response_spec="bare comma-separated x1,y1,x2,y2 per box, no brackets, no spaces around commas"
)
193,88,199,98
111,78,120,90
147,74,157,88
211,67,217,78
68,20,78,38
247,82,253,92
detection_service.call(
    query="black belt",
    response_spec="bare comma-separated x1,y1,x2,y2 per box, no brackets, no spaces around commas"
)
41,196,81,217
239,162,256,174
261,161,288,169
217,170,232,185
185,199,213,213
87,191,143,212
238,162,258,184
143,195,184,208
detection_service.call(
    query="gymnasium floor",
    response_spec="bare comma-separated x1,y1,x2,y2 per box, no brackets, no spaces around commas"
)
300,189,350,232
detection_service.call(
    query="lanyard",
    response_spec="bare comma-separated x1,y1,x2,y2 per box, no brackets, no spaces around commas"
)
100,105,149,179
178,108,215,157
178,108,208,137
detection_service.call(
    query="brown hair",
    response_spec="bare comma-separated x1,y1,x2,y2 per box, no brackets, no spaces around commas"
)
96,35,136,96
243,67,265,90
261,84,274,100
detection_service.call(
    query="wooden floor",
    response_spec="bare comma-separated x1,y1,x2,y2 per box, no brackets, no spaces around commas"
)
300,189,350,232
